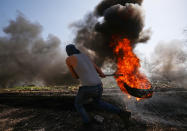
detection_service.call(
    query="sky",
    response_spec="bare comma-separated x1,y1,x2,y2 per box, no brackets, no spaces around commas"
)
0,0,187,55
138,0,187,55
0,0,100,42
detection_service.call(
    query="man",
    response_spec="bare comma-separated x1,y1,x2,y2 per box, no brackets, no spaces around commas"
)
65,44,130,125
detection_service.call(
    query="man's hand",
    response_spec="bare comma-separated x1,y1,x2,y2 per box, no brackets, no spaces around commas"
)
99,73,106,78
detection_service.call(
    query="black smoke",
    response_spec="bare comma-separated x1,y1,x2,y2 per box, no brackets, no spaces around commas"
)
0,14,78,88
95,3,144,39
72,0,149,66
95,0,143,16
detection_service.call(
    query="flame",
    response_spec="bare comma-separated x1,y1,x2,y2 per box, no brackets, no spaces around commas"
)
136,98,141,101
111,37,152,99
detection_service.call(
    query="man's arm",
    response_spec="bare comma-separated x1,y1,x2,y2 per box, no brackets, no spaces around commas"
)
66,58,79,79
93,63,106,78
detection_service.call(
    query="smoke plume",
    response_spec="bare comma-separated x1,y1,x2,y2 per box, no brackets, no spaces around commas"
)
72,0,150,66
144,40,187,87
0,14,77,88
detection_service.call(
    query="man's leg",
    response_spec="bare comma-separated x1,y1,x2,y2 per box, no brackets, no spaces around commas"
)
93,85,121,114
93,85,131,125
97,100,121,113
74,87,90,123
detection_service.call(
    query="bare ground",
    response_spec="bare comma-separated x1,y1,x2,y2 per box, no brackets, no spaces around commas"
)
0,83,187,131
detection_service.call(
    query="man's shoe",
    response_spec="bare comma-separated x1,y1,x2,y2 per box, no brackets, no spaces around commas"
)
93,115,104,124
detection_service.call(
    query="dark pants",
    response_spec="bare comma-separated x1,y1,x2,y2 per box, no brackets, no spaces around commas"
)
74,84,121,123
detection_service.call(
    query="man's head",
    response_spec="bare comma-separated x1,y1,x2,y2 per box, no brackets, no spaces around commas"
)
66,44,80,56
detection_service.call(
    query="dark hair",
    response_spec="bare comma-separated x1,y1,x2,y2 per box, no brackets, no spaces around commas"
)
65,44,80,56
